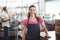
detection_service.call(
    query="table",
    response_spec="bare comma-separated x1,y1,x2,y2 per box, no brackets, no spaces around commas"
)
48,31,56,40
40,31,56,40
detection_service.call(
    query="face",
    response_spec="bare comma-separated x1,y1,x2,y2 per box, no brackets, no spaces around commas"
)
5,8,8,12
29,7,36,15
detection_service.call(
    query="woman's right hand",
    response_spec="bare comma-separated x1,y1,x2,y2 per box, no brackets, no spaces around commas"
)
22,26,27,40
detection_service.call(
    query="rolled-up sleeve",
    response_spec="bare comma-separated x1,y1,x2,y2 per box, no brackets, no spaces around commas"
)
39,17,43,24
23,19,28,27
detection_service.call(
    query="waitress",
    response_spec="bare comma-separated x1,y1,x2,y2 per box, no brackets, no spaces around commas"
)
22,5,50,40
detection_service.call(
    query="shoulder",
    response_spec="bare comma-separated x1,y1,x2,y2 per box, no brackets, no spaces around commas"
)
39,17,43,20
1,12,6,16
37,16,44,23
23,18,28,27
37,16,43,20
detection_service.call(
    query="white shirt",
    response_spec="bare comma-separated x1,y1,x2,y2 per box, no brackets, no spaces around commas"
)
1,11,10,27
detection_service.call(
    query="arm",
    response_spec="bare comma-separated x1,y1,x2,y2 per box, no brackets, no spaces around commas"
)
22,26,27,40
1,13,10,22
39,17,51,37
2,13,15,22
41,22,49,37
1,18,10,22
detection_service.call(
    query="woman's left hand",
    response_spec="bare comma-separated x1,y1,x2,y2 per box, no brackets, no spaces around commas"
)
45,35,51,38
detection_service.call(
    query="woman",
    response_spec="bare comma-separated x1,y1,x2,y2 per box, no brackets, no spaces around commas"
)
22,5,50,40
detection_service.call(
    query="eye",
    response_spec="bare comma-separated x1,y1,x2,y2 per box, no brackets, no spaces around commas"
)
29,7,36,12
30,9,36,11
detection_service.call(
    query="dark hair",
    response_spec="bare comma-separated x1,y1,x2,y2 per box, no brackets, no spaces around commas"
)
29,5,36,10
28,5,39,22
3,7,7,11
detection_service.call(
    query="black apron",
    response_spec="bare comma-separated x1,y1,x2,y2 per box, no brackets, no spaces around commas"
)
26,21,40,40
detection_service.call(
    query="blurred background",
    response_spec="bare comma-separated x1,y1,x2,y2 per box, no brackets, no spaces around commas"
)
0,0,60,40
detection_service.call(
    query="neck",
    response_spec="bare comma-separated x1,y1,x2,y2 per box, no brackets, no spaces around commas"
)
3,11,8,14
30,14,36,19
